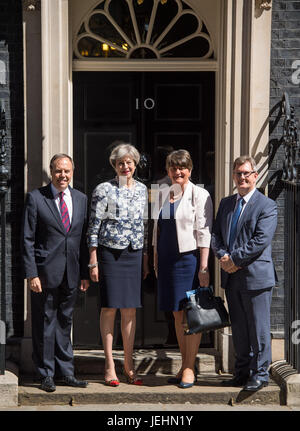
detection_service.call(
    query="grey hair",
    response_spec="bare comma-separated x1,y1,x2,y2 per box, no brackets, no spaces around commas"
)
233,155,257,172
50,153,75,171
109,143,140,168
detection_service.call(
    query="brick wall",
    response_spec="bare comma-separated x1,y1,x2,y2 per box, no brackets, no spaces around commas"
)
269,0,300,336
0,0,24,338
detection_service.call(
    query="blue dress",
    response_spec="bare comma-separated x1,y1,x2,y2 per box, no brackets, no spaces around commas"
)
157,199,199,312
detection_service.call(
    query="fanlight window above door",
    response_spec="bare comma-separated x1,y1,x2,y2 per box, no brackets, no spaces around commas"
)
74,0,214,59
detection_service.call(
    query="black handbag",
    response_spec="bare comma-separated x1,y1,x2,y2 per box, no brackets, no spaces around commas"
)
182,287,231,335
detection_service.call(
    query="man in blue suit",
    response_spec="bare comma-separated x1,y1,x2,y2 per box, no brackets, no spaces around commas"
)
22,154,90,392
211,155,277,391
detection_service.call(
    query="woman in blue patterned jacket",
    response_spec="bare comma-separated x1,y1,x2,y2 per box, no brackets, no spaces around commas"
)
87,143,149,387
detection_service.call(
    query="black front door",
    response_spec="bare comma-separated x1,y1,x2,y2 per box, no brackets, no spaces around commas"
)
73,71,215,348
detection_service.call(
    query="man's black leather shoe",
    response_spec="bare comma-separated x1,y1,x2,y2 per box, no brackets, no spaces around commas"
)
221,376,248,387
60,375,88,388
243,378,268,392
41,376,56,392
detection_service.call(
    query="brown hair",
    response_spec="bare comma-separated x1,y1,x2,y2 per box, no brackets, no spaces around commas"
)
233,155,257,172
50,153,74,171
166,149,193,171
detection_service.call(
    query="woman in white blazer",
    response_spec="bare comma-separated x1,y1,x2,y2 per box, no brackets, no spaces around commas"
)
152,150,213,388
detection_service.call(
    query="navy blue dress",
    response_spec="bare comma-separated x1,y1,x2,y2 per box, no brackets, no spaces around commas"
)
157,199,199,312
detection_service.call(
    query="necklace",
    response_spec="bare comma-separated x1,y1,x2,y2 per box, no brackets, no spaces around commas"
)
169,187,183,203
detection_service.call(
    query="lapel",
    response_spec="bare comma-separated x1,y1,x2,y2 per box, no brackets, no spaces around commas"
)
154,181,191,220
153,184,171,219
42,183,66,234
69,186,77,232
42,183,76,235
175,181,192,219
225,194,237,246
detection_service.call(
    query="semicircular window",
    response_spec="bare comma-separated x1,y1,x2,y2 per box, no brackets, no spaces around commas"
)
74,0,214,60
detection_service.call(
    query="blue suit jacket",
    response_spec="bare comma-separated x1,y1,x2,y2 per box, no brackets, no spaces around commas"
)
211,189,277,290
22,183,89,289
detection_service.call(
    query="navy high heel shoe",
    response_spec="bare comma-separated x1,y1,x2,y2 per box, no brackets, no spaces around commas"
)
178,371,198,389
169,364,199,385
179,380,195,389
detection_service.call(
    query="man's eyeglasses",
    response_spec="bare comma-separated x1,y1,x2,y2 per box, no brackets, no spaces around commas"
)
233,171,256,178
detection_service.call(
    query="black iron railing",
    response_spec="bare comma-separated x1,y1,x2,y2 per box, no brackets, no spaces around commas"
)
0,102,8,375
281,92,300,373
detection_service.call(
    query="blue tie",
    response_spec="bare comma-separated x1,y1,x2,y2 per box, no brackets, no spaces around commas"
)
229,197,244,251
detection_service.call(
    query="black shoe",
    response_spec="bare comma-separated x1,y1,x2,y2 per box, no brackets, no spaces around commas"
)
41,376,56,392
243,378,268,392
221,376,248,387
61,375,88,388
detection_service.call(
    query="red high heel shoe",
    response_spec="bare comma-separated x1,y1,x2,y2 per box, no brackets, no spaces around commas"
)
123,368,143,385
104,378,120,387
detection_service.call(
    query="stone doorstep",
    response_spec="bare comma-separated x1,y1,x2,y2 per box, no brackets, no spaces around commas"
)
270,360,300,407
3,350,284,407
0,362,18,407
18,374,281,407
74,348,221,375
17,348,282,407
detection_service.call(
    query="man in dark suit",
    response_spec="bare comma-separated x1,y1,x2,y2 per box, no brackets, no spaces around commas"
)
22,154,90,392
211,155,277,392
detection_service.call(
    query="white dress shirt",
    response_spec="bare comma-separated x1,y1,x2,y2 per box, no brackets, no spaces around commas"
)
51,183,73,224
235,187,257,217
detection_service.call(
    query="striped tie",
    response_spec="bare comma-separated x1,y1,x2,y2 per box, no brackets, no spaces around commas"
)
59,191,70,232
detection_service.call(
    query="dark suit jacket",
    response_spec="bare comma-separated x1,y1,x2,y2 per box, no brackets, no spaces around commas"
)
211,189,277,290
22,183,89,289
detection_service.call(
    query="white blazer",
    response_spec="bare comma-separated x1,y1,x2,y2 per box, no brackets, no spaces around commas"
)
152,181,213,254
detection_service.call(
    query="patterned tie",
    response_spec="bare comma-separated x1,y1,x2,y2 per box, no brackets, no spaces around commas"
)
59,191,70,232
228,197,244,251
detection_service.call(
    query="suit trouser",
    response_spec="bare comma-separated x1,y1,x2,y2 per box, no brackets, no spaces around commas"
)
30,276,78,378
225,284,273,381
